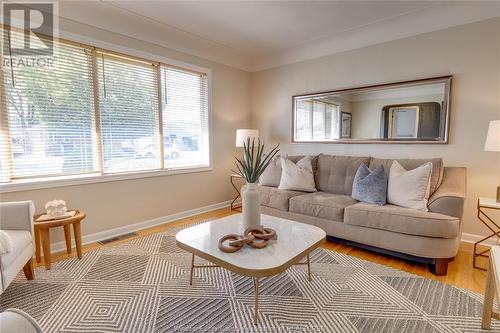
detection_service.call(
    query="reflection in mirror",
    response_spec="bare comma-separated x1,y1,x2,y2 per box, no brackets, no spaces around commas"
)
296,99,341,140
292,77,451,143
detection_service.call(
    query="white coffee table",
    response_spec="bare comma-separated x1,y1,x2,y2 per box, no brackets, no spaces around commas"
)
176,214,326,324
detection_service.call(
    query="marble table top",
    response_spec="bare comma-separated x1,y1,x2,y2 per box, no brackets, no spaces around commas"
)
480,197,500,210
176,214,326,277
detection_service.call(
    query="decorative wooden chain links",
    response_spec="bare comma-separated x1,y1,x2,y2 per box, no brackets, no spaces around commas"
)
218,228,277,253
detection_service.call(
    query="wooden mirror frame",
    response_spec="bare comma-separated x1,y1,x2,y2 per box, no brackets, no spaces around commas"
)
291,75,452,144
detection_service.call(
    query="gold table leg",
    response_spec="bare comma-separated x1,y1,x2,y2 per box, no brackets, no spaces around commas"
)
253,277,259,325
230,175,242,212
307,254,312,282
185,252,314,326
474,203,500,270
189,253,195,285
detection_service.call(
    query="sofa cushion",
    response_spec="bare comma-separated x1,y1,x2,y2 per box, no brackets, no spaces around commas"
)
0,230,33,268
259,186,305,211
315,154,370,195
369,157,444,195
344,202,460,238
289,192,358,222
259,155,319,187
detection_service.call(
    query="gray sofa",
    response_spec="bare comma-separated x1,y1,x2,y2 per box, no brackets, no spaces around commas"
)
259,154,467,276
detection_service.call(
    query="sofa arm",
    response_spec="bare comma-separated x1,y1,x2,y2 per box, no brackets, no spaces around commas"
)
428,167,466,218
0,201,35,234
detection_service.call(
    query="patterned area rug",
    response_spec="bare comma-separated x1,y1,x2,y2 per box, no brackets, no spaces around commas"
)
1,221,498,333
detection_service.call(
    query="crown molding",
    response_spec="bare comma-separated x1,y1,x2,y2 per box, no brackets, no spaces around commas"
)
250,2,500,71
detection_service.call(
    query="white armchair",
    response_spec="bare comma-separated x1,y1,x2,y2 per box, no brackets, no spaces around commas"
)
0,308,42,333
0,201,36,293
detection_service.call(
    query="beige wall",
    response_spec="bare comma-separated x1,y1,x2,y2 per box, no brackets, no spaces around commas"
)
251,18,500,237
0,19,252,243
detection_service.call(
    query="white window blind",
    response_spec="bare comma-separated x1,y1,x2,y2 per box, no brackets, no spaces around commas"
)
97,54,161,173
295,100,312,141
313,100,326,140
326,104,340,139
161,66,209,168
1,30,97,180
0,26,211,186
294,99,341,141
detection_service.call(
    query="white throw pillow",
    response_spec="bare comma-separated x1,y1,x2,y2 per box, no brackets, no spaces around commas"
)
278,156,317,192
387,161,432,211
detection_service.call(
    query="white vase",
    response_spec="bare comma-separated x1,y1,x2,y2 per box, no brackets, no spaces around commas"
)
242,182,261,230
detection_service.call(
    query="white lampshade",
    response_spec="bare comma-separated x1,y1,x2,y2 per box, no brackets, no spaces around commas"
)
484,120,500,151
236,129,259,147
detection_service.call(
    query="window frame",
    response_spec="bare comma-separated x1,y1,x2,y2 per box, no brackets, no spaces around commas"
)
0,26,213,193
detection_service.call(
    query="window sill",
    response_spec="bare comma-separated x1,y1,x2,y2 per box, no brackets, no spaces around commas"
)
0,165,213,193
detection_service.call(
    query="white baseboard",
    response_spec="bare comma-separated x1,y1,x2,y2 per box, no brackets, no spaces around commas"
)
50,204,497,254
461,232,499,247
50,200,232,254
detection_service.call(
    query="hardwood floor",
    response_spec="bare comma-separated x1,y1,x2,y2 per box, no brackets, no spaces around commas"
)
37,207,488,294
323,238,487,294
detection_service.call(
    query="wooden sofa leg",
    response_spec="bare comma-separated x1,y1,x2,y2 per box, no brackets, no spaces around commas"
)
429,258,450,276
23,258,35,280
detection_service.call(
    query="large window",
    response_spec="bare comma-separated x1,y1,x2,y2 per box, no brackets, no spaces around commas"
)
0,27,210,186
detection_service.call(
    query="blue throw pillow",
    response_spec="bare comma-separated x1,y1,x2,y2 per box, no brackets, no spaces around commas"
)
352,164,388,205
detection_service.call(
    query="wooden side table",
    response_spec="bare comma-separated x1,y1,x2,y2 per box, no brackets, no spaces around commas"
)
34,210,86,269
474,198,500,270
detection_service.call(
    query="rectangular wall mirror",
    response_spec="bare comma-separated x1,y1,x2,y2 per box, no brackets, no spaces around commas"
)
292,76,452,144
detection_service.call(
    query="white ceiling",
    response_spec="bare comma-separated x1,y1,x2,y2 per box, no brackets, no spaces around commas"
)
56,1,500,72
102,1,436,56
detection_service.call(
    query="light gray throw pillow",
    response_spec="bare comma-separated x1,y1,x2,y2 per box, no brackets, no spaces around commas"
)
351,165,388,206
259,156,282,187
